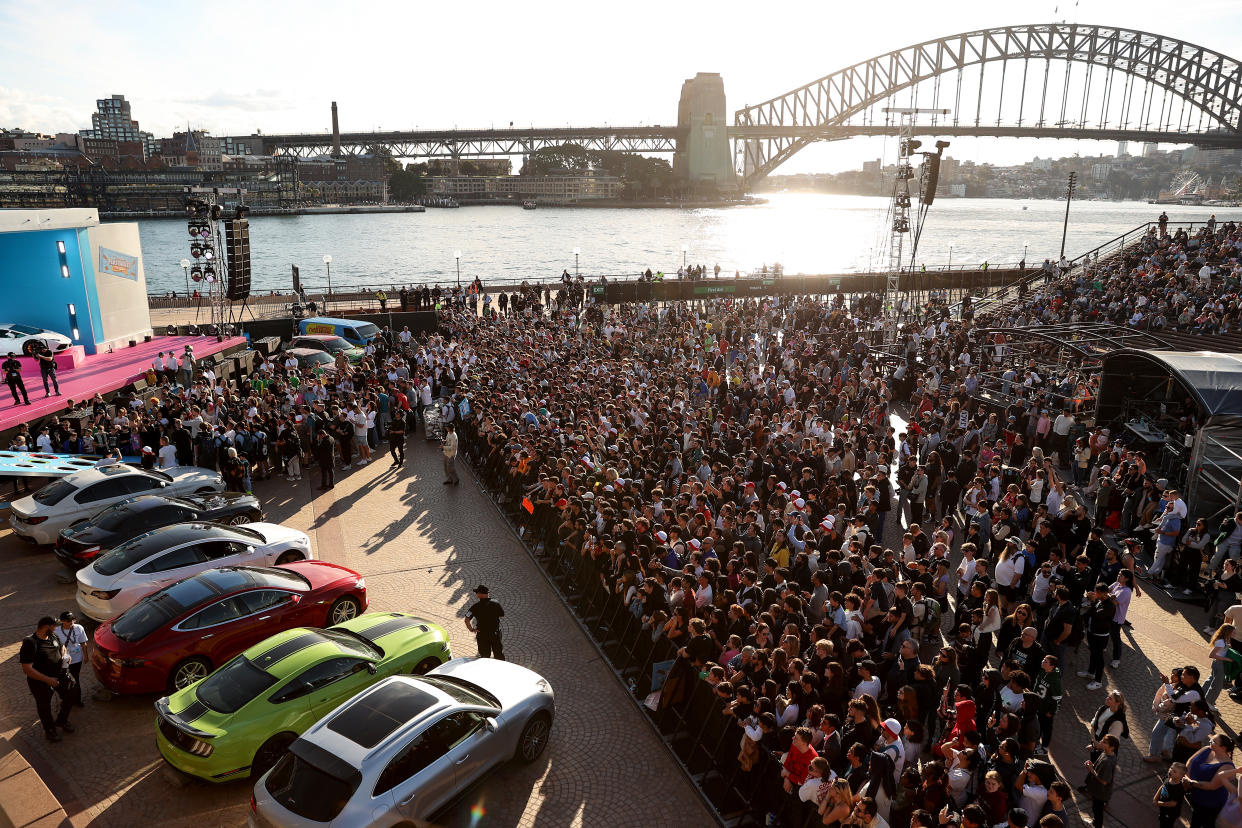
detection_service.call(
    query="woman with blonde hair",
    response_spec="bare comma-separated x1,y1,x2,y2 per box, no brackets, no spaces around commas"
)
818,777,853,826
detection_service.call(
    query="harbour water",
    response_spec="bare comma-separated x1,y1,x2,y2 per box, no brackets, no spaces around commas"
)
129,194,1239,295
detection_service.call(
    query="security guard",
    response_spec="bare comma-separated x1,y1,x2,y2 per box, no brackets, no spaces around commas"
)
465,584,505,660
19,616,74,740
3,352,30,406
376,289,388,311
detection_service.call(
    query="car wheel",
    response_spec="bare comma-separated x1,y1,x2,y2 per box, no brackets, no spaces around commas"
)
251,733,297,780
275,550,303,565
228,514,250,525
168,657,212,692
22,340,38,356
327,595,362,625
515,713,551,763
412,657,440,675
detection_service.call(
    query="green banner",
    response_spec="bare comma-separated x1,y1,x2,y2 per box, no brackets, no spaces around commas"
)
693,284,736,295
591,285,605,295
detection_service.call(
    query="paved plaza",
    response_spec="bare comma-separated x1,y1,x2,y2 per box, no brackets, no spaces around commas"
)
0,438,715,828
0,432,1235,827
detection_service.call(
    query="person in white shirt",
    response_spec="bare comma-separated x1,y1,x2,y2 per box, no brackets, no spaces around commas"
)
156,436,178,469
53,611,89,700
349,405,370,464
36,428,54,453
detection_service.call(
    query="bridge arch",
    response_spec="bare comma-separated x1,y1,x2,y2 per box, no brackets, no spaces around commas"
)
734,23,1242,186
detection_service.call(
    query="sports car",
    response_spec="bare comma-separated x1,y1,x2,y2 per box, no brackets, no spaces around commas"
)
92,562,366,694
287,335,364,364
56,492,264,570
155,613,451,782
76,522,313,622
9,464,226,545
0,322,72,356
249,658,555,827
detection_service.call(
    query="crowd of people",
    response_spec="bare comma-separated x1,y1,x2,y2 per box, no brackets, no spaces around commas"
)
7,215,1242,826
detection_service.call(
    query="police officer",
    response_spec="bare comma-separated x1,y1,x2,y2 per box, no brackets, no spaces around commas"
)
19,616,74,740
3,352,30,406
465,584,505,660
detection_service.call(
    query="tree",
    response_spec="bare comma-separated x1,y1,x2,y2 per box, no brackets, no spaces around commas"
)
389,162,428,201
521,144,590,176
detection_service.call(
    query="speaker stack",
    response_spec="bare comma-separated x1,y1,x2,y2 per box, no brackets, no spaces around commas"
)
225,218,252,301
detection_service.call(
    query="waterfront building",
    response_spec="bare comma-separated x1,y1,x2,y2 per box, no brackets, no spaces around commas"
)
427,173,621,202
157,131,223,171
79,95,155,160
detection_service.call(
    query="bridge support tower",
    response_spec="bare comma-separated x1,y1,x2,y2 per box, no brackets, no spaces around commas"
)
674,73,736,193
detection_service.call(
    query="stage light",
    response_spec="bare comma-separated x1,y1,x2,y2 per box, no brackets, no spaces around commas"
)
203,265,215,280
936,140,951,150
190,243,203,258
210,204,224,221
203,248,215,261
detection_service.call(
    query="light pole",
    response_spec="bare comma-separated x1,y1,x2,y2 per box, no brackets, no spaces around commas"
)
681,244,688,270
322,254,333,314
454,250,461,289
1059,172,1077,259
180,258,190,301
1022,241,1028,268
573,247,580,277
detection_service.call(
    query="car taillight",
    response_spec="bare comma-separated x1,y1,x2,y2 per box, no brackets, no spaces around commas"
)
90,589,121,600
24,515,48,525
111,656,147,668
186,737,214,757
250,795,257,814
73,546,101,560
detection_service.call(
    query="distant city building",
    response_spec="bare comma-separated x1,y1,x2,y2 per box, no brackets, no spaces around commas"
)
1117,141,1129,157
862,159,881,174
1091,162,1112,182
1030,157,1053,171
427,174,621,202
157,130,223,171
1143,142,1160,157
79,95,155,159
426,158,512,176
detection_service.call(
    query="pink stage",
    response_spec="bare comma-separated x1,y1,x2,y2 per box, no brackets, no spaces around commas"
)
1,336,247,433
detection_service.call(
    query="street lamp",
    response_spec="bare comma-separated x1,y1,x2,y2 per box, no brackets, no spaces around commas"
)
180,258,190,301
573,247,580,277
1022,241,1029,268
323,254,333,313
454,250,461,289
681,244,688,269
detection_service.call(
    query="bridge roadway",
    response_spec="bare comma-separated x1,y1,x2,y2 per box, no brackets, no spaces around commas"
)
254,123,1242,158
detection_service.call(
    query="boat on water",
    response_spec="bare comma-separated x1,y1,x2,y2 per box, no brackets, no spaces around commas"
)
522,200,537,210
422,197,459,208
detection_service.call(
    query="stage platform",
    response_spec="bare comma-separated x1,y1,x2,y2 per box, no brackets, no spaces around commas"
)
0,335,247,435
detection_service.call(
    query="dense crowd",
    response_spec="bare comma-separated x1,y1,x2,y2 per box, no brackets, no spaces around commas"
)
8,217,1242,826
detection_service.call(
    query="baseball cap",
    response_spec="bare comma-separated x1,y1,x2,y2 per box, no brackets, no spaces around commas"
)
881,718,902,738
655,531,668,543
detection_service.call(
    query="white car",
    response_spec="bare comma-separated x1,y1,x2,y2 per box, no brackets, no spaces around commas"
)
75,522,313,621
250,658,554,827
9,465,226,545
0,322,73,356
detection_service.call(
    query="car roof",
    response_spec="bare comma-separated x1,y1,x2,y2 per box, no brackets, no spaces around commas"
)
59,464,147,487
303,676,454,770
302,317,365,327
285,348,332,357
242,627,378,677
119,521,260,554
292,334,341,341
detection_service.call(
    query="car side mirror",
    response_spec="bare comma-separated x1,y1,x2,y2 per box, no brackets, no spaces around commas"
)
365,662,378,675
484,717,498,733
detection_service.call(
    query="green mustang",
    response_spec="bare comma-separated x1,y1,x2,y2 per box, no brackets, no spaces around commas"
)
154,612,450,782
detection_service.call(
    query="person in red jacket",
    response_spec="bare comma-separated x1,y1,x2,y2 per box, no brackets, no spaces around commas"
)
782,726,819,793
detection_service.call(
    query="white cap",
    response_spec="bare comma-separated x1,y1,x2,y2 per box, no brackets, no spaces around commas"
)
655,531,668,543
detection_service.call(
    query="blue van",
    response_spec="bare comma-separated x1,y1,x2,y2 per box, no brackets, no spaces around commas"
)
297,317,381,346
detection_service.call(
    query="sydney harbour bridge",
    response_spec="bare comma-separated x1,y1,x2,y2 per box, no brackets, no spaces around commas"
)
242,24,1242,191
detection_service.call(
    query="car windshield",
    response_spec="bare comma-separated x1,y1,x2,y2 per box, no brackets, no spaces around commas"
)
317,627,383,660
302,351,334,365
265,751,357,822
195,656,278,713
111,575,218,641
32,478,76,506
92,534,156,576
417,675,502,708
10,324,41,335
354,323,379,340
317,337,350,353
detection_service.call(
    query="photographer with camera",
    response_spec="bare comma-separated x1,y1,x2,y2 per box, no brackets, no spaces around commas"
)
18,615,77,741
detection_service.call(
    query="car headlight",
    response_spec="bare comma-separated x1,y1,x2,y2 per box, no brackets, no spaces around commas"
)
536,679,552,693
354,578,366,590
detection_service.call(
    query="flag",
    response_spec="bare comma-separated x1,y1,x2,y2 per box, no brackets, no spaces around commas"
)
521,497,535,514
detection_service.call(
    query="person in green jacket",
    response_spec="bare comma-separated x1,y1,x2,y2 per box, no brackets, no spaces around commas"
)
1034,654,1064,754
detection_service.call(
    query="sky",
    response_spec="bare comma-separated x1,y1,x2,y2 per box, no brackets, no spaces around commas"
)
3,0,1242,173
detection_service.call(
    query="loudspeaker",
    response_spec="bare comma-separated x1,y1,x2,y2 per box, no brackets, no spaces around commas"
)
131,378,148,394
921,154,941,206
291,264,301,293
225,218,251,301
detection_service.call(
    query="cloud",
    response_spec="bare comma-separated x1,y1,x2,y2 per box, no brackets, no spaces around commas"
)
186,90,293,112
0,87,85,133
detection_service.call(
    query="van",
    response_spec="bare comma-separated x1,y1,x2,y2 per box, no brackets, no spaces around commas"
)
297,317,381,347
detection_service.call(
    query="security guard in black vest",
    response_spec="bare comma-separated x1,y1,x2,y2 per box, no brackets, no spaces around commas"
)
19,616,74,740
3,352,30,406
465,584,505,660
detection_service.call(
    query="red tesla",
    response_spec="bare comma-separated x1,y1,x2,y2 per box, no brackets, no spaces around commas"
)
91,562,367,694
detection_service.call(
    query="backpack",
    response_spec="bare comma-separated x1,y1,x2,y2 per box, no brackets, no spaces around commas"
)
919,597,942,639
